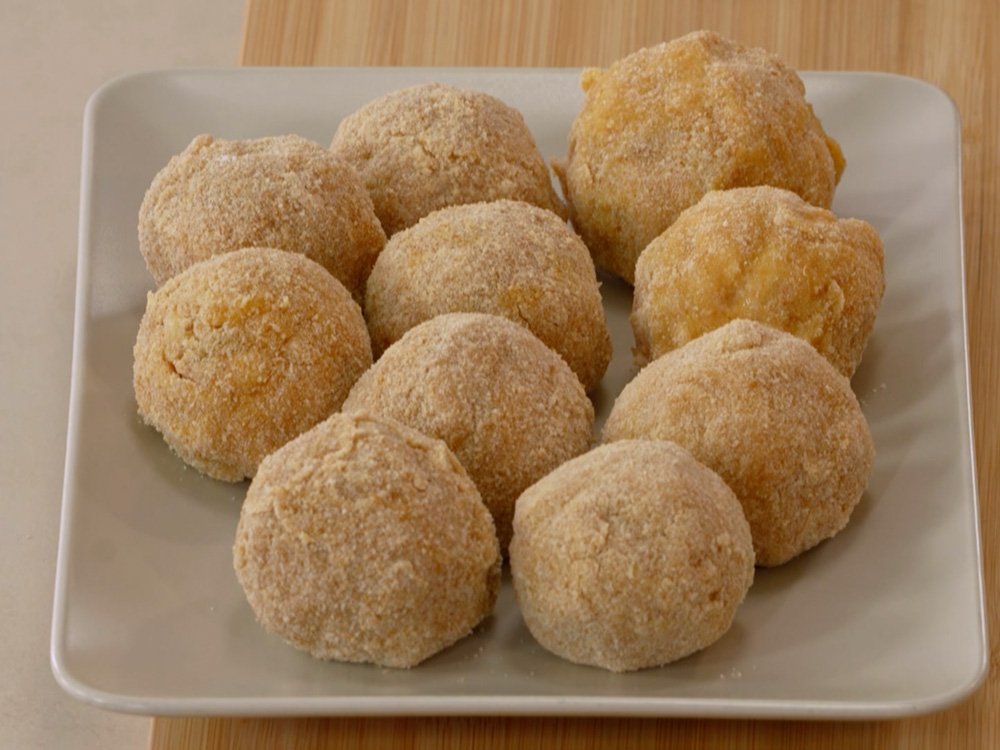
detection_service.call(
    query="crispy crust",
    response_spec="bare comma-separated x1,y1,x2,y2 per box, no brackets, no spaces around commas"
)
364,199,612,391
330,83,567,236
631,186,885,377
132,247,372,481
234,411,501,668
603,320,874,566
342,312,595,552
554,30,845,284
510,439,754,671
138,134,385,301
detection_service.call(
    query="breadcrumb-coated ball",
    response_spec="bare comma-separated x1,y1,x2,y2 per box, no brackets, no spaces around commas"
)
342,312,595,552
133,247,372,482
603,320,874,566
234,411,501,668
553,30,845,284
138,134,386,300
365,199,612,392
510,440,754,672
330,83,568,236
632,186,885,377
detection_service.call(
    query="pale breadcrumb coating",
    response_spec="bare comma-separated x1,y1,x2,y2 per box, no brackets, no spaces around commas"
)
342,312,595,553
133,247,372,481
330,83,567,236
603,320,874,567
510,439,754,672
138,134,385,301
632,186,885,377
554,30,845,284
365,199,612,392
234,411,500,668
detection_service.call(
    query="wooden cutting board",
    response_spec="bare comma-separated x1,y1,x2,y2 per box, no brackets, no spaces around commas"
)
151,1,998,747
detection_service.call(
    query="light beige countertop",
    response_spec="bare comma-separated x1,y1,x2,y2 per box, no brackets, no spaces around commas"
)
0,2,242,747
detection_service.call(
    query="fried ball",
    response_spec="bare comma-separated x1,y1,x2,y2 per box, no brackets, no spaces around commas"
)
133,247,372,482
603,320,874,567
510,440,754,672
553,30,845,284
365,199,612,392
342,312,594,552
234,411,501,668
330,83,567,237
632,186,885,377
138,134,386,300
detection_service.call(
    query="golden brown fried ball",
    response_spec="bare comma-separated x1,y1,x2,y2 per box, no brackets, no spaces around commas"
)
632,186,885,377
510,440,754,672
330,83,567,237
234,411,501,668
553,30,845,284
133,247,372,481
342,312,594,552
138,134,385,301
603,320,874,567
364,199,612,392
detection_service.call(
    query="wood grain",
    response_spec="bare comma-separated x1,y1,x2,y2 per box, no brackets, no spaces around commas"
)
154,0,998,747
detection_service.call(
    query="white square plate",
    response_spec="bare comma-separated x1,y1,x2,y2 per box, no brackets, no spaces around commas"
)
52,68,986,718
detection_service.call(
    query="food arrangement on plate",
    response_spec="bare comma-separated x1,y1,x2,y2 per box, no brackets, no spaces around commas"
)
132,31,884,672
